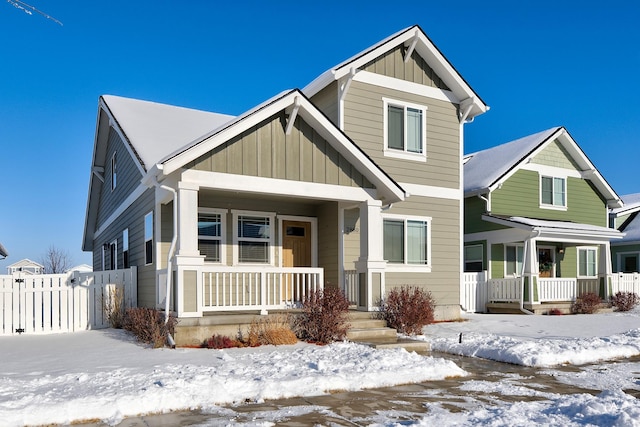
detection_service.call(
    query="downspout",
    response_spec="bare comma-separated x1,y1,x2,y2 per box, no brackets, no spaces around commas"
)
152,174,177,347
519,230,541,315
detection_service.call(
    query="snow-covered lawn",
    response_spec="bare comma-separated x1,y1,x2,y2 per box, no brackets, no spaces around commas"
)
1,307,640,426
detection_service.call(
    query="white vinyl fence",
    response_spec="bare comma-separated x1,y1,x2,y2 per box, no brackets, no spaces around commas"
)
611,273,640,295
462,271,488,313
0,267,136,336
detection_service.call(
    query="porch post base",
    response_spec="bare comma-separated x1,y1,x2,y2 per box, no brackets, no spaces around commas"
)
355,259,386,311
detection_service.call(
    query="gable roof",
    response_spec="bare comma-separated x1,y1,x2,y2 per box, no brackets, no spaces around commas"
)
464,126,622,209
611,192,640,216
303,25,488,120
7,258,44,269
611,193,640,244
150,89,406,204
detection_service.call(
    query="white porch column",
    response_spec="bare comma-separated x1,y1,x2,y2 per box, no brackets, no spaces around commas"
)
174,181,204,317
354,199,387,310
599,242,612,300
523,236,539,304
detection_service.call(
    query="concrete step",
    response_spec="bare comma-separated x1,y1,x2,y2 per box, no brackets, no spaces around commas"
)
347,327,398,341
349,318,387,329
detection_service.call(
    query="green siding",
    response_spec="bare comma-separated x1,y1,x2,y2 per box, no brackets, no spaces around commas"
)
362,46,450,90
187,112,373,189
344,81,460,188
464,196,507,234
491,169,607,227
531,139,580,170
491,244,505,279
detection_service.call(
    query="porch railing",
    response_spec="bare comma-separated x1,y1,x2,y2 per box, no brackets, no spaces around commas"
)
343,270,359,306
201,266,323,312
488,277,521,302
538,278,576,302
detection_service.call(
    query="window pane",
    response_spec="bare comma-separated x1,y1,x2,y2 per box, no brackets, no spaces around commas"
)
144,212,153,240
198,213,221,237
464,245,483,272
383,220,404,263
465,261,483,272
506,246,523,275
541,177,553,205
122,229,129,251
145,240,153,264
406,108,422,153
238,216,269,239
553,177,565,206
239,241,268,263
387,105,404,150
198,240,220,262
407,220,427,264
579,249,597,276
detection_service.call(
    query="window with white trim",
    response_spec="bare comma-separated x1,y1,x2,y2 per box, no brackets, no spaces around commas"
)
464,244,484,272
144,211,153,265
122,228,129,268
383,98,427,160
111,152,117,191
233,211,275,264
578,247,597,277
109,239,117,270
198,209,226,263
540,175,566,208
505,245,524,276
383,216,431,267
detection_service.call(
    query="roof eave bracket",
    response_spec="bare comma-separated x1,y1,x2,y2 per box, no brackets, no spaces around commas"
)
339,67,357,103
285,96,301,135
92,166,104,183
403,33,419,63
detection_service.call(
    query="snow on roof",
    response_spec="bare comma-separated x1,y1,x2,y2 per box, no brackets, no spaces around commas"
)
611,192,640,215
7,258,44,268
464,127,560,194
102,95,235,169
617,213,640,243
507,216,617,234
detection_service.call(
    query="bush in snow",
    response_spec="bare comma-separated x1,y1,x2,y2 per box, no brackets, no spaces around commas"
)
378,286,435,335
294,287,350,344
205,334,243,349
241,314,298,347
611,291,639,312
123,307,177,348
102,286,125,329
572,292,602,314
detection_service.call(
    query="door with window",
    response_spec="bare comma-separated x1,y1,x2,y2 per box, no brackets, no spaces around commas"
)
621,253,639,273
282,221,311,301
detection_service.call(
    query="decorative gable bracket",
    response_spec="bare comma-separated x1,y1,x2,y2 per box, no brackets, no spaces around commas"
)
285,95,301,135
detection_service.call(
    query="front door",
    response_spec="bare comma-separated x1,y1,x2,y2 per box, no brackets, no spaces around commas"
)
282,220,311,301
538,247,554,278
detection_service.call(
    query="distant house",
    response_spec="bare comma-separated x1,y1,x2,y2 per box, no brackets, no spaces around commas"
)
463,127,623,312
6,259,44,275
610,193,640,273
82,25,488,328
66,264,93,274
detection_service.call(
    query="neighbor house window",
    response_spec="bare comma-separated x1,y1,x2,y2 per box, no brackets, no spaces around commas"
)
384,98,427,160
620,252,640,273
383,216,431,267
111,152,117,191
109,240,117,270
144,212,153,265
122,229,129,268
198,209,226,263
506,245,524,276
541,175,566,208
233,211,275,264
578,247,597,277
464,245,484,272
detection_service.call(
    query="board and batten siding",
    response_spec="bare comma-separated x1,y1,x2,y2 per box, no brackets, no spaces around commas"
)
362,46,450,90
491,169,607,227
343,80,460,188
95,127,144,227
187,112,373,190
317,202,339,287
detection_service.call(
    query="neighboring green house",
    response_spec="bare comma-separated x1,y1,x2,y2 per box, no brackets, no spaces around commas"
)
463,126,623,313
82,25,488,339
610,193,640,273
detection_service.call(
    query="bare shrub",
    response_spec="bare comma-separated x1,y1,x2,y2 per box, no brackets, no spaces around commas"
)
378,286,435,335
102,286,125,329
572,292,602,314
205,334,242,349
547,308,563,316
240,315,298,347
294,287,350,344
123,307,177,348
611,291,639,312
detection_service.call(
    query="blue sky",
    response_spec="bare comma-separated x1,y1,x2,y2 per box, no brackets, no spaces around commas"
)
1,1,639,271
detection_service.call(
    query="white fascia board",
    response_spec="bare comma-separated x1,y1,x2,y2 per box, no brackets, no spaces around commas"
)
399,182,460,200
353,71,459,103
182,169,377,203
99,98,147,176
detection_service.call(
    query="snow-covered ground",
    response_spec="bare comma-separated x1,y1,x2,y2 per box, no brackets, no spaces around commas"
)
1,308,640,426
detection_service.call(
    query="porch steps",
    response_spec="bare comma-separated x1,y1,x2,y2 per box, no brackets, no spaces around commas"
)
346,311,431,353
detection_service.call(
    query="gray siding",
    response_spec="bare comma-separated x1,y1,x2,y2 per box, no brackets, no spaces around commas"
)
344,80,460,188
317,202,339,286
310,81,339,126
362,46,450,90
188,112,373,189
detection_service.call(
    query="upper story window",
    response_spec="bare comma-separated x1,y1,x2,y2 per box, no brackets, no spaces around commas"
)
111,152,117,191
198,209,226,263
383,215,431,270
122,228,129,268
540,175,566,209
232,210,275,265
383,98,427,162
144,211,153,265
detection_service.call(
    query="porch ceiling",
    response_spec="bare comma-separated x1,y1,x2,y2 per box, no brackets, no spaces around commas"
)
482,214,624,242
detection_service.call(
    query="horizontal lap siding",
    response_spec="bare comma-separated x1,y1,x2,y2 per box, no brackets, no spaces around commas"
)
492,170,607,226
188,113,373,189
344,81,459,188
532,140,580,170
310,82,339,127
384,197,460,306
